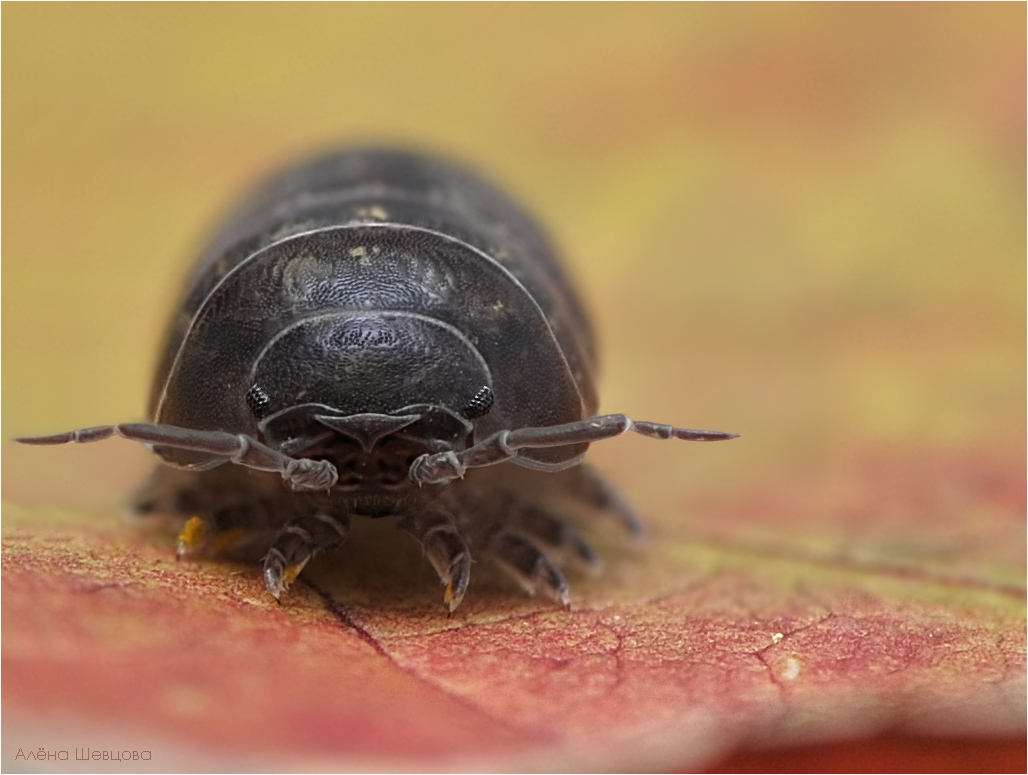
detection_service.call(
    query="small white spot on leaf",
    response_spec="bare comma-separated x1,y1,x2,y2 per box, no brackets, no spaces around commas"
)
781,655,802,681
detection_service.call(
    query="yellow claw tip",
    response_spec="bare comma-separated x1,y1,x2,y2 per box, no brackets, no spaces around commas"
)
443,582,465,613
176,516,206,556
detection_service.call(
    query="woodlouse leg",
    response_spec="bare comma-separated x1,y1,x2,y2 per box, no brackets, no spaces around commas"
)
176,499,283,561
397,510,471,612
263,511,352,600
574,464,645,539
130,465,299,561
486,530,571,608
508,503,601,574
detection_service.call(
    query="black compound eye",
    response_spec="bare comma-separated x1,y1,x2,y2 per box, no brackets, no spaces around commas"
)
246,384,271,419
462,386,494,420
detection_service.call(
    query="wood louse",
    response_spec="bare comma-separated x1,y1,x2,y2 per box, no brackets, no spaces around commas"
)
18,148,737,610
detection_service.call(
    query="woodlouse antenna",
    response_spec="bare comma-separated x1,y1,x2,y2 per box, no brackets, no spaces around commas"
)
410,414,738,485
16,424,337,492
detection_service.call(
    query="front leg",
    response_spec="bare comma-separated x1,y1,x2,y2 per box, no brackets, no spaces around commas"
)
396,508,472,612
263,510,352,600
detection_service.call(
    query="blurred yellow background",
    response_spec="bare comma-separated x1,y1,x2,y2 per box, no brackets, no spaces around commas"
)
4,3,1024,515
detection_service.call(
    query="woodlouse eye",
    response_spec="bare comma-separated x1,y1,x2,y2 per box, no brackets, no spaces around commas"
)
462,386,494,419
246,385,271,419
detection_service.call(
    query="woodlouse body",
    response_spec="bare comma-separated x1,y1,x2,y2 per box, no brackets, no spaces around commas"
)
19,149,736,609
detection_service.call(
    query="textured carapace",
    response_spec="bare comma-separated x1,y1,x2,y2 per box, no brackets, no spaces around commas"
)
17,148,737,610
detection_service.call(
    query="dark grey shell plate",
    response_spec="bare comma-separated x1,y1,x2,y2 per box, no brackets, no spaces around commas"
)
154,224,590,470
151,149,598,427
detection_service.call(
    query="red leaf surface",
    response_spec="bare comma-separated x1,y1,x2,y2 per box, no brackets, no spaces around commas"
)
4,442,1023,770
4,4,1024,770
